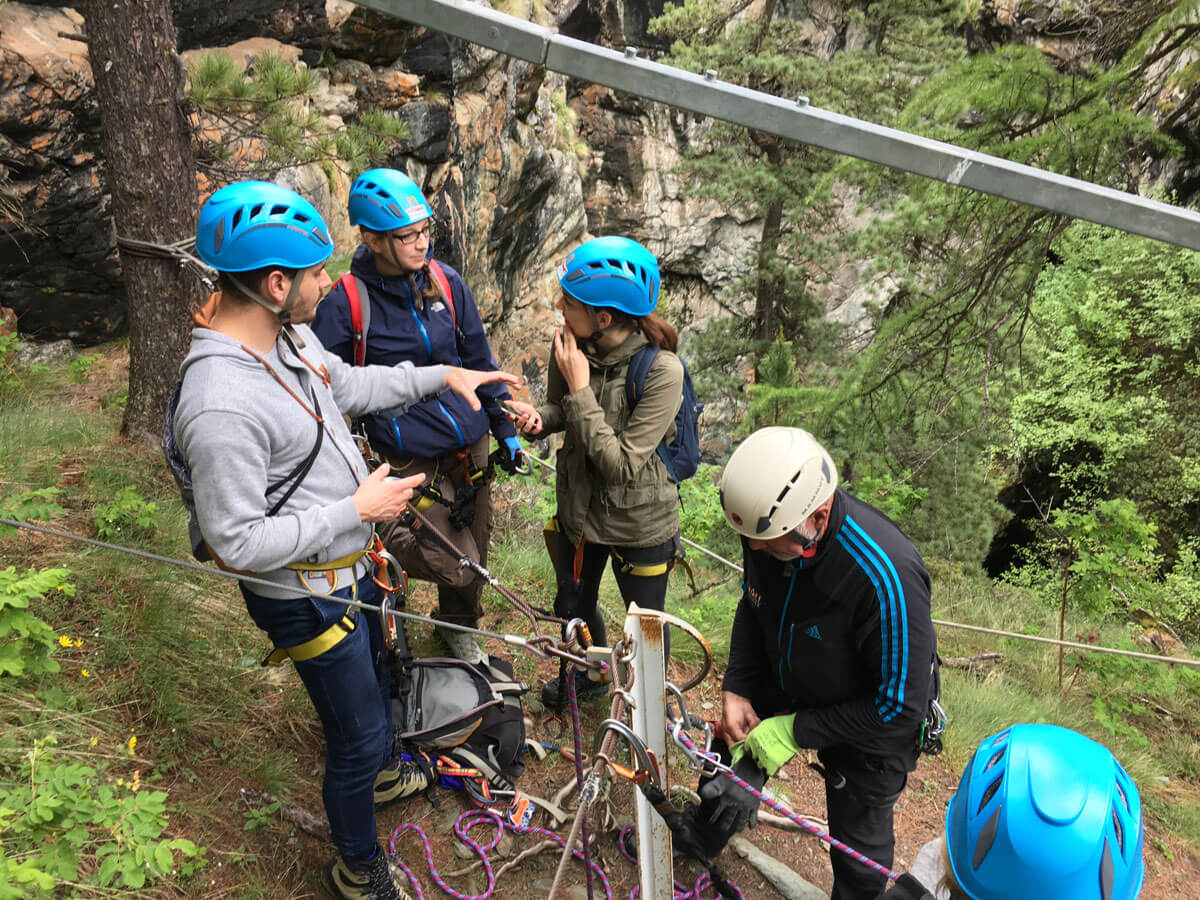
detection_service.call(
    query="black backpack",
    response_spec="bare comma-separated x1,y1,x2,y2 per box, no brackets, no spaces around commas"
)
391,655,529,793
625,346,704,483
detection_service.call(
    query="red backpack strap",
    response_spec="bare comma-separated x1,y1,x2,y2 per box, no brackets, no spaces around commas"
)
338,273,369,366
428,259,457,331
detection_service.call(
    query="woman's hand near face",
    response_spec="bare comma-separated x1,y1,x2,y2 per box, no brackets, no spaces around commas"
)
553,326,590,393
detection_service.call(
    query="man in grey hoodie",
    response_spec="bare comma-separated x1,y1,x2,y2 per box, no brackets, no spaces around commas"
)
174,181,518,900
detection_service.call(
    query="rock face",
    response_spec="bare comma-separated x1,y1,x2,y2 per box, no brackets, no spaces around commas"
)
0,4,122,341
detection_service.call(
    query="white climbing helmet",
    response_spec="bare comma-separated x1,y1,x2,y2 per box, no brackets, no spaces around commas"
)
719,427,838,540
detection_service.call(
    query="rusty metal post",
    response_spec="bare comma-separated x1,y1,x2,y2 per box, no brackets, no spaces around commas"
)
625,603,673,899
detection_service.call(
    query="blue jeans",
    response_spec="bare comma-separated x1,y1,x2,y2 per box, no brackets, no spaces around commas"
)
241,574,393,861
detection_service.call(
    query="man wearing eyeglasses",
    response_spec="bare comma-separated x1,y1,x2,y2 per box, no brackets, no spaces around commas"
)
312,169,524,665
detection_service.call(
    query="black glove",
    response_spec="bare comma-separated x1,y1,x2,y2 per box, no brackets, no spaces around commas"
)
496,436,526,475
882,874,935,900
698,757,767,842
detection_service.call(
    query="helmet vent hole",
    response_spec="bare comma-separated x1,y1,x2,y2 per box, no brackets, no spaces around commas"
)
983,746,1005,773
231,209,244,229
1099,839,1115,900
1111,807,1124,853
293,212,309,223
271,204,289,217
977,772,1001,814
250,204,263,219
364,181,377,190
972,807,1000,870
587,261,605,270
1114,777,1130,813
772,468,805,505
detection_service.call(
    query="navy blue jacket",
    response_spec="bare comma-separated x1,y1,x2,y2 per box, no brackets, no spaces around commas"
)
311,245,516,459
723,489,937,761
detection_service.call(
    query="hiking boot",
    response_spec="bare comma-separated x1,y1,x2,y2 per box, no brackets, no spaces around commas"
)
540,671,607,708
437,626,485,663
374,756,432,808
324,850,411,900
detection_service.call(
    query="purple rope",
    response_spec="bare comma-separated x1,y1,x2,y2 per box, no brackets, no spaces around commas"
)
387,807,613,900
566,661,596,900
674,731,900,882
616,825,745,900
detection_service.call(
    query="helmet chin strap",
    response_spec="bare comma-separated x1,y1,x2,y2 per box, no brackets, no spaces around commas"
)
227,272,305,332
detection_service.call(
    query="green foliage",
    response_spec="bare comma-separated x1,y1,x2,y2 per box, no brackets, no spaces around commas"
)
242,800,281,832
1010,223,1200,563
1079,644,1200,749
0,568,70,678
677,464,727,546
188,50,409,179
0,333,21,391
849,468,926,522
92,486,158,541
0,736,198,891
66,353,101,384
0,488,64,538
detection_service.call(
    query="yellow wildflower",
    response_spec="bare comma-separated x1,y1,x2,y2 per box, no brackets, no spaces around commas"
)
81,669,91,678
127,735,137,755
58,635,73,648
89,737,99,747
72,638,83,648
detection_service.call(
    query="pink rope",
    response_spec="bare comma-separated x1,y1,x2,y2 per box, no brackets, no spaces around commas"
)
674,731,900,882
387,807,613,900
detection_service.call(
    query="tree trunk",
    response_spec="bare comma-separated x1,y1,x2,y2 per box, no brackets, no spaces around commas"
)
83,0,200,445
753,195,785,342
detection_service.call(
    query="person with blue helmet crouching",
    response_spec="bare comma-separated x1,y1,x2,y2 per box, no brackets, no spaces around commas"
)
503,235,686,707
311,168,523,664
884,723,1144,900
173,180,518,900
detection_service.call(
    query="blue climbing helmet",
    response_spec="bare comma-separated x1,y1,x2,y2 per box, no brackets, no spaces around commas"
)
348,168,433,232
195,181,332,273
556,236,660,317
945,723,1144,900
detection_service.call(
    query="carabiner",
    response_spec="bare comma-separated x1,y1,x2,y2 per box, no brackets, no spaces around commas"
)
593,718,661,788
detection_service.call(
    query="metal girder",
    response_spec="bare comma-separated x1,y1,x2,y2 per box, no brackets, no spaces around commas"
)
353,0,1200,251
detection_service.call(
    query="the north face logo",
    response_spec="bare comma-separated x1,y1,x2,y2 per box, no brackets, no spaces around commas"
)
804,624,822,641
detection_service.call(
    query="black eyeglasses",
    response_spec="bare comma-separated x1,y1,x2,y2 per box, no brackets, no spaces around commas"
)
391,224,432,246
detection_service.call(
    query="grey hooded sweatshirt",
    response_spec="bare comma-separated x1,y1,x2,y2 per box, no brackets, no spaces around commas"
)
174,322,447,598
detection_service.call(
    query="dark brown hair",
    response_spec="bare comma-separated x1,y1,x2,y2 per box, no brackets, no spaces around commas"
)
602,307,678,352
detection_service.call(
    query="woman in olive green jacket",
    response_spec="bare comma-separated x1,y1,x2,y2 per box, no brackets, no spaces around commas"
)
507,236,682,706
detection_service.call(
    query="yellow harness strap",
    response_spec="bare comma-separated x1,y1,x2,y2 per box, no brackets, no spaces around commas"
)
262,611,357,667
612,548,671,578
283,544,371,572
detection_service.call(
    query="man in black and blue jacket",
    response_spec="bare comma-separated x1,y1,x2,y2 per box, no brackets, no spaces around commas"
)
698,427,939,900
